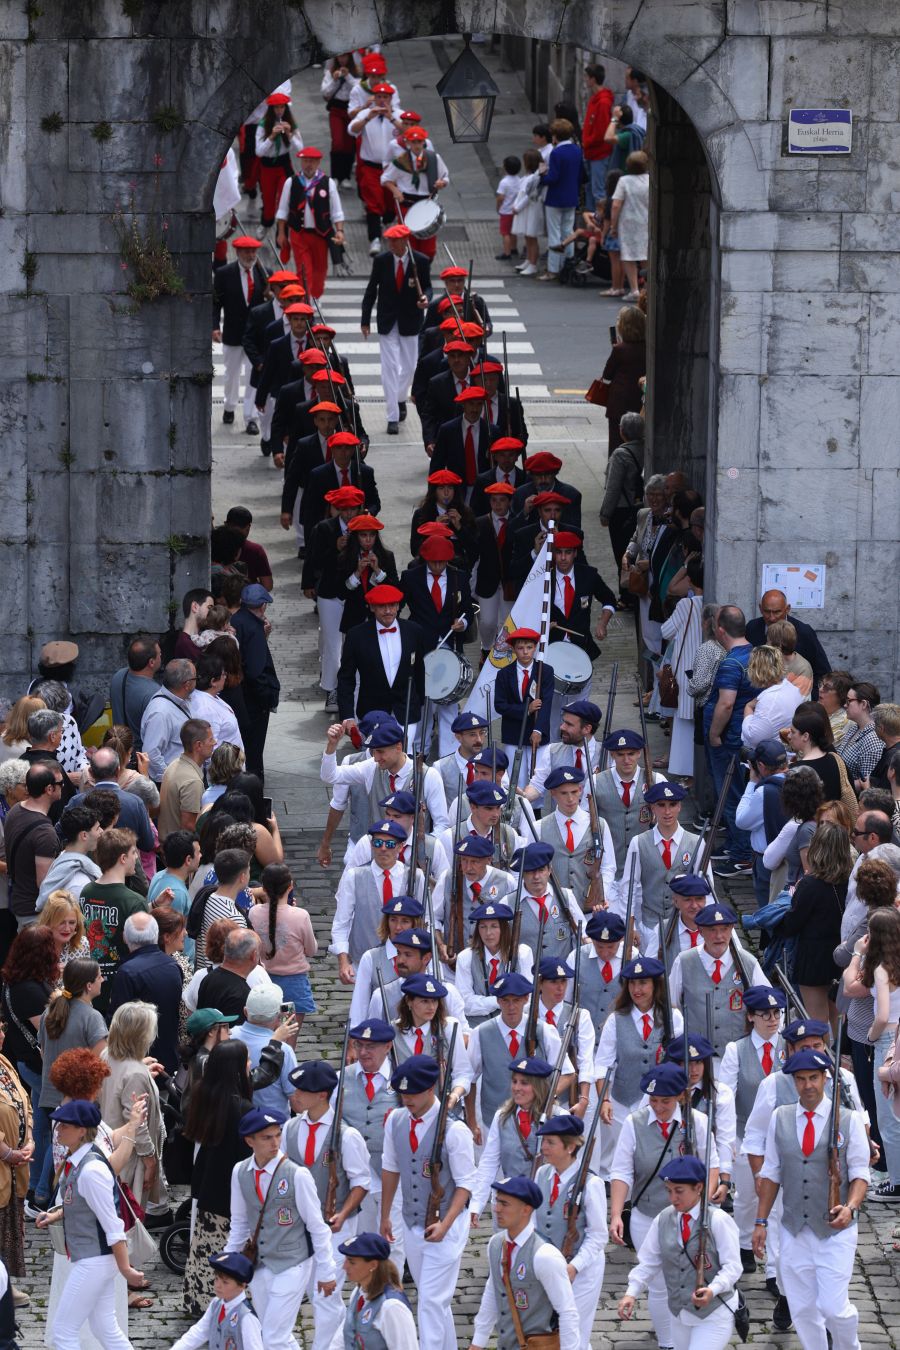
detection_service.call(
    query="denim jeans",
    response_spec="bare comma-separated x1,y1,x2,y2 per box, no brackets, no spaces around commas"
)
587,158,609,205
705,740,752,859
874,1028,900,1185
752,854,771,908
16,1060,49,1196
545,205,576,273
850,1037,884,1166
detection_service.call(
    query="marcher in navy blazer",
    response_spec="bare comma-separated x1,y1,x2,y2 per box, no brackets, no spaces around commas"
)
337,585,426,725
419,341,475,449
360,224,431,432
430,386,496,493
399,547,473,654
510,450,582,530
213,238,269,432
255,303,315,410
302,433,379,539
494,631,556,746
547,530,617,661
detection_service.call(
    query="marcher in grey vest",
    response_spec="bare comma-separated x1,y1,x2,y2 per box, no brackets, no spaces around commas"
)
593,755,660,877
235,1159,314,1272
341,1272,414,1350
470,1011,555,1129
630,825,702,928
468,1059,554,1220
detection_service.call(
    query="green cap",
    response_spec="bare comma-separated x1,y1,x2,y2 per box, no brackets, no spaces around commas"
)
185,1008,239,1037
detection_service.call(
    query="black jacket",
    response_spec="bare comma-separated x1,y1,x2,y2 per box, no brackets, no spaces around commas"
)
302,459,380,538
548,561,617,661
242,298,277,375
400,564,473,653
511,476,583,530
282,430,327,516
337,617,426,722
420,369,469,448
431,415,496,486
214,261,269,347
230,607,280,710
473,512,513,599
745,614,831,692
422,290,492,336
301,516,347,597
408,506,479,572
338,546,400,633
361,249,432,337
107,946,184,1074
411,345,447,405
257,332,315,407
470,467,528,519
494,658,555,744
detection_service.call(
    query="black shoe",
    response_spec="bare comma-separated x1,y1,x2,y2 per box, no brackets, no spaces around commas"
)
222,410,235,425
772,1295,792,1331
765,1277,780,1298
245,419,259,435
260,438,271,456
869,1179,900,1202
143,1209,174,1230
398,402,407,422
296,546,306,560
387,421,399,435
740,1247,756,1275
714,860,747,878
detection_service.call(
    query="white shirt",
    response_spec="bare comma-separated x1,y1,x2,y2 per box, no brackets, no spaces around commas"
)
378,622,402,685
348,108,400,163
182,962,272,1013
434,822,527,878
190,688,244,753
718,1027,784,1113
611,1104,719,1191
348,939,400,1024
472,1217,580,1350
227,1152,336,1280
347,83,402,119
380,150,450,197
275,174,345,225
593,1005,685,1097
527,739,600,801
626,1203,741,1308
392,1015,473,1093
330,860,425,956
617,824,713,923
742,1068,867,1158
467,1015,570,1081
364,973,470,1032
741,679,804,748
320,750,450,833
281,1107,372,1192
540,1001,595,1081
381,1100,477,1201
455,944,534,1020
669,942,768,1009
759,1098,870,1186
59,1141,126,1247
648,916,702,958
634,1082,738,1172
255,124,304,159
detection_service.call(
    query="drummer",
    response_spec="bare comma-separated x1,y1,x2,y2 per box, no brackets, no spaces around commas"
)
546,529,617,734
380,125,450,262
399,536,474,756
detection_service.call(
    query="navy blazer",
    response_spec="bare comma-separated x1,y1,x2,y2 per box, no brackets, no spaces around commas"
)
337,617,426,722
361,249,432,337
302,459,380,538
548,561,617,661
511,476,582,530
431,415,496,486
213,260,269,346
399,564,473,653
494,658,556,744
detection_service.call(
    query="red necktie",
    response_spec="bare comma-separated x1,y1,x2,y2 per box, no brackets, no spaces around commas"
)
466,760,475,785
409,1115,423,1152
364,1073,376,1102
430,575,443,611
712,959,722,985
414,1028,424,1055
218,1305,227,1324
295,340,302,359
689,930,700,948
550,1173,560,1206
642,1014,652,1041
601,960,613,983
464,425,477,484
497,520,507,550
546,1008,556,1026
341,468,350,487
517,1109,531,1138
575,749,583,772
383,870,393,903
396,261,404,291
356,1296,365,1314
658,1120,671,1141
246,272,254,304
621,781,632,807
563,575,575,617
64,1161,72,1178
508,1028,520,1057
535,895,548,925
304,1122,319,1166
504,1240,515,1275
802,1110,816,1156
503,472,512,485
471,881,481,900
254,1168,266,1204
662,839,673,869
762,1042,774,1075
360,566,371,593
489,957,499,985
521,670,530,700
681,1213,691,1245
565,820,575,854
398,846,406,863
389,773,397,792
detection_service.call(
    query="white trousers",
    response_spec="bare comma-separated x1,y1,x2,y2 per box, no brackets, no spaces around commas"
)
260,393,275,441
572,1258,605,1350
306,1227,353,1350
250,1257,314,1350
360,1188,405,1271
379,329,419,422
476,590,513,652
402,1213,468,1350
671,1300,735,1350
630,1208,673,1348
51,1254,132,1350
503,742,550,791
732,1150,778,1277
545,206,575,273
778,1225,859,1350
422,701,458,758
223,344,255,422
318,596,345,692
292,488,304,548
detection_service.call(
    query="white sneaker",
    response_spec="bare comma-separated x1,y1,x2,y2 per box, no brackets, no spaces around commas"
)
514,259,528,271
518,263,537,276
368,239,381,256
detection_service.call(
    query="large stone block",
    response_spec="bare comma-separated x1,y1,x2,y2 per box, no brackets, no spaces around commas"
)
760,376,859,466
840,252,900,292
68,296,172,380
757,535,857,631
708,538,759,617
841,212,900,250
68,543,172,633
68,41,171,121
865,123,900,211
698,37,769,121
871,468,900,541
0,295,31,380
722,250,774,291
771,250,839,290
69,378,173,472
816,172,867,212
721,210,841,251
170,382,211,473
726,1,827,36
827,1,900,36
704,124,770,210
26,378,70,473
769,166,819,210
714,463,761,540
870,41,900,120
867,295,900,375
854,543,900,645
762,292,867,374
26,543,71,631
757,468,861,542
859,376,900,464
0,546,28,646
768,38,871,118
719,292,765,373
0,401,28,545
717,374,762,469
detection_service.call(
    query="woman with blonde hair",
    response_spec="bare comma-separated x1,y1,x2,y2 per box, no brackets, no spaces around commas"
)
468,1059,554,1222
741,644,803,748
36,889,90,973
815,798,856,836
0,695,45,764
100,1002,166,1217
765,619,813,696
775,820,853,1027
200,740,245,809
339,1232,417,1349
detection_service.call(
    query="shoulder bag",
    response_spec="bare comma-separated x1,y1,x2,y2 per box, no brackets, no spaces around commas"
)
242,1156,286,1269
657,601,695,709
584,379,608,407
501,1256,560,1350
826,751,860,820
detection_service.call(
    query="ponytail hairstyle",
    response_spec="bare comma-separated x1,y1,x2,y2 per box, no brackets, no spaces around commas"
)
259,863,294,959
43,959,101,1042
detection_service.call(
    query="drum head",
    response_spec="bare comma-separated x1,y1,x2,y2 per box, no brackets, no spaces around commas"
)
404,198,444,238
425,648,461,700
546,641,592,690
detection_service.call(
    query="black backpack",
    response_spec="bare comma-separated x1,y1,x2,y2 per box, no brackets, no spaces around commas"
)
185,881,219,941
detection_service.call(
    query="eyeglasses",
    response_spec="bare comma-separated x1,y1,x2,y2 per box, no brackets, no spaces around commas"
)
819,684,834,693
846,696,860,704
50,781,63,789
850,829,873,838
372,839,399,850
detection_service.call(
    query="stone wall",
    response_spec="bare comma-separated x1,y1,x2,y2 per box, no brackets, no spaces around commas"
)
0,0,897,693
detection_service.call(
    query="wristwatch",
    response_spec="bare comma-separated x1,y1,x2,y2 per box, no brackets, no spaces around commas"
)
848,1207,859,1221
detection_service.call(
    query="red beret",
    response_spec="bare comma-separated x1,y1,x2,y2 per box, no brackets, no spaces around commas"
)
443,340,474,354
284,302,314,316
531,491,571,507
383,223,411,240
312,369,347,384
268,269,299,284
427,470,462,486
470,361,503,377
362,53,388,74
279,285,306,300
437,295,466,312
553,531,583,549
490,437,525,454
371,82,395,95
309,401,342,416
440,266,468,280
328,431,361,448
299,146,323,158
455,385,487,403
400,109,422,122
299,349,328,365
348,514,384,532
266,92,291,106
325,486,365,507
366,584,404,606
485,481,515,496
417,521,454,537
311,324,336,336
404,127,428,142
507,628,540,642
524,452,562,473
419,537,454,562
232,235,262,249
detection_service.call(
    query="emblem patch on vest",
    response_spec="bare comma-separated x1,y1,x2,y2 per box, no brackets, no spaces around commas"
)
729,990,744,1011
682,852,691,867
422,1161,434,1178
655,1045,666,1064
693,1253,713,1272
276,1206,294,1226
514,1290,529,1309
225,1338,236,1350
64,1185,74,1205
277,1177,290,1196
361,1306,374,1323
584,849,595,866
732,969,742,987
515,1261,527,1280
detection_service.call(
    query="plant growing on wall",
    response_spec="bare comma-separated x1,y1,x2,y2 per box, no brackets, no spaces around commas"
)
110,174,184,307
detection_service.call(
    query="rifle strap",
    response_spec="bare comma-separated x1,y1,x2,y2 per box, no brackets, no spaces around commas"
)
502,1260,530,1350
631,1127,677,1212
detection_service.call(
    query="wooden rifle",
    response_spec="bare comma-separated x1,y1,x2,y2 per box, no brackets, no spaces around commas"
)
375,970,397,1073
694,1065,715,1292
634,674,654,823
622,853,637,960
697,753,737,875
425,1021,458,1227
597,662,619,772
531,1014,578,1178
424,869,442,986
773,962,809,1022
448,773,465,960
463,257,474,321
485,687,494,747
507,849,527,969
505,670,531,824
518,805,580,938
401,679,414,757
661,921,675,1048
562,1078,609,1259
324,1018,351,1220
681,1005,695,1156
826,1014,845,1220
525,918,544,1056
406,736,427,895
567,923,583,1106
582,735,607,911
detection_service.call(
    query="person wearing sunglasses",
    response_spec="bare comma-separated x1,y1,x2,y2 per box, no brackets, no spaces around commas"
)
331,820,426,987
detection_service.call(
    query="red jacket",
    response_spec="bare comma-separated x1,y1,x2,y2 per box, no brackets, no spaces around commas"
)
582,87,615,161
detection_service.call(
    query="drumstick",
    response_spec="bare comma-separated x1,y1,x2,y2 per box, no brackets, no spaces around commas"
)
549,623,584,639
405,241,426,304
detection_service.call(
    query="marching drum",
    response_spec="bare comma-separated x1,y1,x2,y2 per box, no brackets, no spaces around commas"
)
425,649,475,705
546,641,592,695
404,197,445,239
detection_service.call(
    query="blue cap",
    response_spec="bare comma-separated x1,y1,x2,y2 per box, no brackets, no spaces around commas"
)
602,728,644,751
510,841,555,871
238,1107,287,1137
382,894,424,917
563,699,601,726
744,985,786,1012
586,910,625,941
545,766,585,790
50,1099,101,1127
493,971,533,997
368,721,405,748
467,781,507,807
640,1063,688,1096
645,781,687,804
368,818,408,840
695,903,738,927
784,1018,831,1043
209,1251,255,1283
338,1232,391,1260
753,737,789,767
391,1054,440,1092
783,1049,832,1075
538,957,570,980
621,957,664,980
508,1055,554,1077
379,790,416,813
492,1176,543,1208
392,927,431,950
659,1156,705,1184
536,1113,585,1138
350,1018,396,1043
359,709,391,737
455,834,494,858
241,583,272,607
665,1033,714,1063
400,973,447,999
669,874,712,898
451,712,488,733
472,747,509,771
289,1060,338,1093
471,901,514,921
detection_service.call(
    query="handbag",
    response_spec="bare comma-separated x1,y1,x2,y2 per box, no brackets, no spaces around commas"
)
625,565,649,597
501,1261,560,1350
585,378,608,407
242,1156,285,1269
657,603,694,709
826,751,860,819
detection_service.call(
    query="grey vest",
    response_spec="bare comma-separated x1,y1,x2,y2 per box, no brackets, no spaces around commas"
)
631,1110,693,1216
774,1104,850,1240
61,1146,115,1261
518,894,575,965
367,943,399,990
497,1109,538,1176
453,822,520,872
478,1018,551,1127
282,1116,350,1212
657,1207,722,1320
635,829,701,926
209,1298,260,1350
535,1162,587,1255
733,1034,784,1138
579,953,619,1032
539,813,594,905
678,948,747,1057
340,748,370,844
436,754,468,806
467,949,503,1025
488,1230,558,1350
594,768,650,876
388,1110,454,1228
611,1009,666,1107
343,1286,412,1350
348,866,387,966
366,763,411,827
235,1156,312,1272
342,1069,398,1178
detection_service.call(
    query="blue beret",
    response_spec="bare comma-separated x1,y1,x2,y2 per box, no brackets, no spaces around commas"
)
391,1054,440,1092
669,874,712,898
467,780,507,807
241,583,272,608
511,842,555,871
536,1113,585,1138
586,910,625,941
368,818,408,841
645,781,687,804
451,712,488,733
392,927,431,950
783,1049,832,1075
368,720,405,748
379,790,416,814
538,957,570,980
381,894,424,917
640,1063,688,1096
508,1055,554,1077
50,1099,102,1127
563,699,601,726
784,1018,830,1043
455,834,494,858
621,957,664,980
492,1176,543,1208
744,985,786,1012
289,1060,338,1093
545,766,585,790
601,728,644,751
472,747,509,770
695,903,738,927
208,1251,254,1283
238,1107,287,1136
660,1155,705,1184
350,1018,396,1043
665,1033,714,1063
400,973,447,999
493,971,533,997
470,901,514,921
338,1231,391,1261
359,709,392,737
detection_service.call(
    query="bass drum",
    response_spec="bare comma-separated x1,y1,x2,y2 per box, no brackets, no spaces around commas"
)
404,197,445,239
545,641,593,696
425,648,475,705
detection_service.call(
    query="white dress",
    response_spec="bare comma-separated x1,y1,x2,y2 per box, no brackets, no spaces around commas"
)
660,593,703,776
612,172,649,261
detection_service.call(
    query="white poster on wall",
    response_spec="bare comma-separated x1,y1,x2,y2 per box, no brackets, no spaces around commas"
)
761,564,826,610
